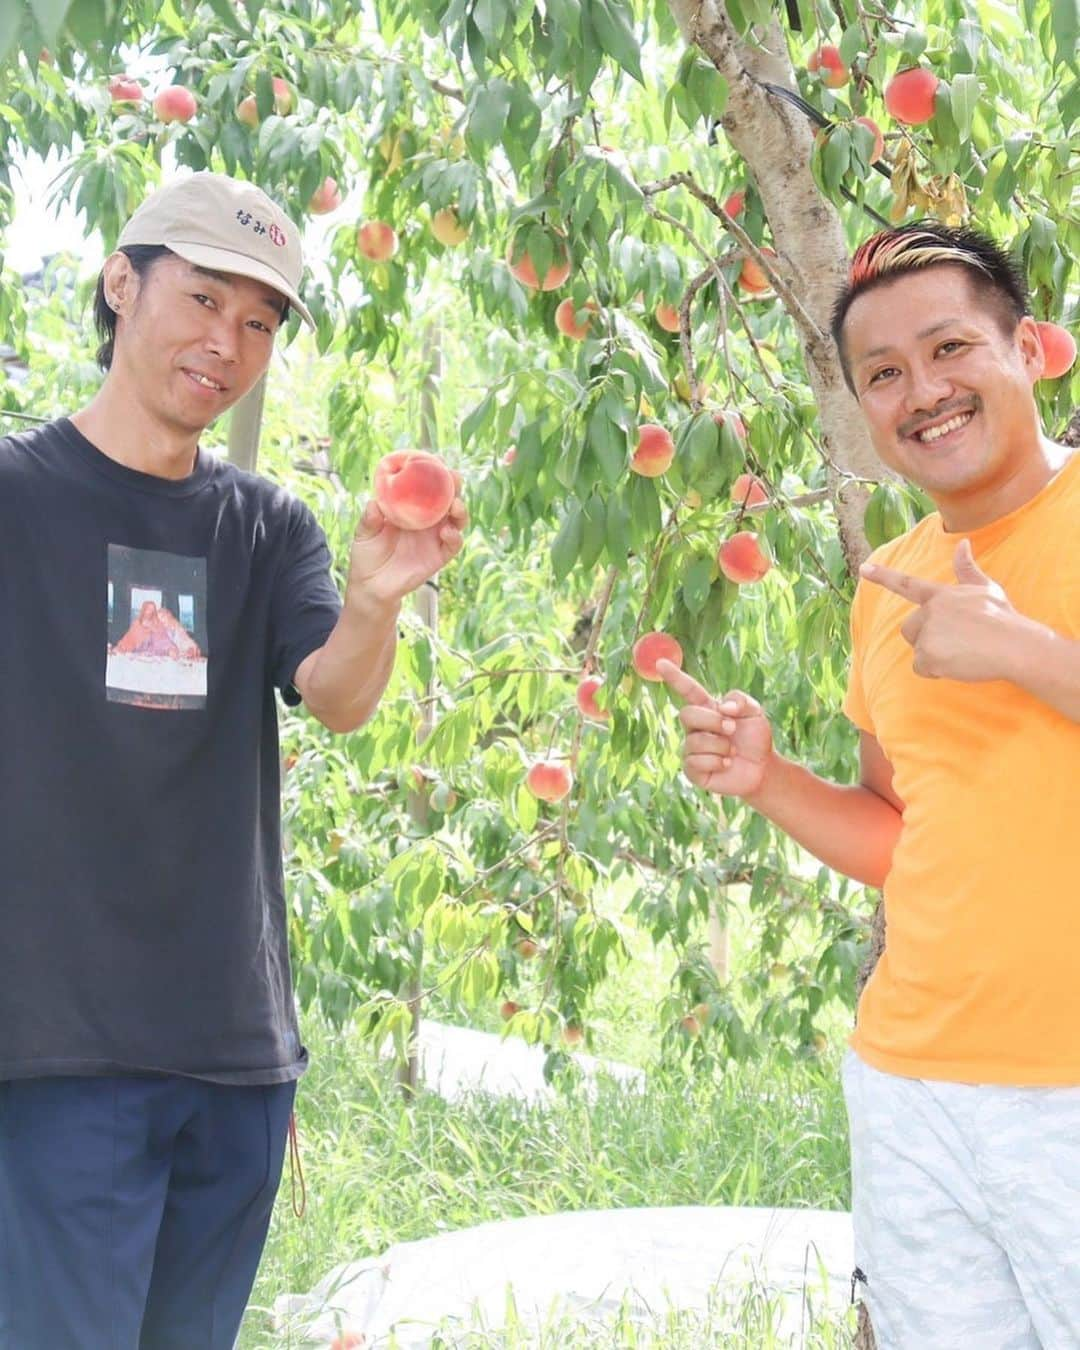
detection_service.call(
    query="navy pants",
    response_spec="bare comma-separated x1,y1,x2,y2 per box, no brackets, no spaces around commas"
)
0,1074,297,1349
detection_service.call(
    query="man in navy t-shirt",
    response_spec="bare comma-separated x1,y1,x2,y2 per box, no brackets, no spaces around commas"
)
0,172,466,1348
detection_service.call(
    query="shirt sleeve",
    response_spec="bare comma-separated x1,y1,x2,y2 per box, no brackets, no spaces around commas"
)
269,497,343,706
842,579,875,735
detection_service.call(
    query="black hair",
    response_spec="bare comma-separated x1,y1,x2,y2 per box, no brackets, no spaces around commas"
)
830,221,1031,395
92,245,291,372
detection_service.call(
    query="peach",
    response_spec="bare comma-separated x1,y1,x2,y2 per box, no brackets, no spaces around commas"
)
632,632,683,681
516,937,539,959
808,44,849,88
1035,322,1076,380
153,85,197,123
431,207,469,246
562,1023,584,1046
373,450,456,530
329,1335,364,1350
738,248,776,295
271,76,293,115
576,675,610,722
109,74,143,102
853,116,885,164
358,220,399,261
655,302,681,333
526,759,573,802
501,1000,521,1020
555,297,597,340
236,94,259,127
506,231,571,291
308,176,341,214
631,423,675,477
718,530,772,583
731,473,768,508
681,1014,702,1037
722,188,746,217
501,446,517,466
884,67,939,125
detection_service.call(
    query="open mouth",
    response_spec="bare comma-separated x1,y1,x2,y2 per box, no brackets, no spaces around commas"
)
184,369,226,394
911,409,974,446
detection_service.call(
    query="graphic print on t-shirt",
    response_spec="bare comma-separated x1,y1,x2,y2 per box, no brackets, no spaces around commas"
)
105,544,208,710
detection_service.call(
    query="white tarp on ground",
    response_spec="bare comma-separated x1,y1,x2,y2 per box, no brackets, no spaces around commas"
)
378,1018,647,1104
272,1204,854,1346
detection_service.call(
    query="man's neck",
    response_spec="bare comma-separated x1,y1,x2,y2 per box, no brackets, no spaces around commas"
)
70,378,200,482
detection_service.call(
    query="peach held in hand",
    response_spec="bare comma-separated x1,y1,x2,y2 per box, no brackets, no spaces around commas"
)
373,450,456,530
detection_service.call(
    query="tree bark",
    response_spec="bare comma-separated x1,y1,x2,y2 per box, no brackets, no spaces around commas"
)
665,7,886,1342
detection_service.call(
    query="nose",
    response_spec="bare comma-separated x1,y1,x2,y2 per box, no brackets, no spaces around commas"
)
203,316,241,365
901,357,955,421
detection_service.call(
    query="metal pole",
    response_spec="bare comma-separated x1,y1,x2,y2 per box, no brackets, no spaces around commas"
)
227,373,267,472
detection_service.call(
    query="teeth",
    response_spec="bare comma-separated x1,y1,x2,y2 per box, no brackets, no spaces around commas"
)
917,411,972,443
190,371,222,390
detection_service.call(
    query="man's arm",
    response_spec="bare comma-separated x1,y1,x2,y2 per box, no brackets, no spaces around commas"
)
999,614,1080,723
744,732,904,891
290,591,401,735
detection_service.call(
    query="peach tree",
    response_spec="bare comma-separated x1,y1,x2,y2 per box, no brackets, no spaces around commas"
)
1,0,1077,1079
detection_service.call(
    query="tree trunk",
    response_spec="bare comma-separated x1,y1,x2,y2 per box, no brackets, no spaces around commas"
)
665,7,887,1341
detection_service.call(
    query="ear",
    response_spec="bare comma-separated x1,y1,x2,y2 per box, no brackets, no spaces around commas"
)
101,251,139,318
1014,314,1045,383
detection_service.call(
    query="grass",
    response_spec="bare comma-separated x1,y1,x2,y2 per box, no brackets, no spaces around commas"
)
238,1011,856,1346
240,863,864,1346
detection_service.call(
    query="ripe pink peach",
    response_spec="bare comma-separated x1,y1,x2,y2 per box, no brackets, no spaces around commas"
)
153,85,197,123
373,450,456,530
526,759,573,802
632,632,683,681
731,473,768,508
655,302,681,333
631,423,675,477
718,530,772,584
1035,322,1076,380
576,676,610,722
358,220,399,261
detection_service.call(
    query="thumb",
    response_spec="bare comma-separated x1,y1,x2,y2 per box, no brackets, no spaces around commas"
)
354,498,386,541
953,537,989,583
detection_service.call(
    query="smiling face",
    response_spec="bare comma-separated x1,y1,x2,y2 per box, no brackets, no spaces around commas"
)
105,251,286,435
842,264,1047,529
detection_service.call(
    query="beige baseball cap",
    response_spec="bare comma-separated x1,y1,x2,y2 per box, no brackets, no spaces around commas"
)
116,171,315,328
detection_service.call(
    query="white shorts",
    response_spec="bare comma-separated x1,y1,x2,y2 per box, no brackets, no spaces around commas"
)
841,1046,1080,1348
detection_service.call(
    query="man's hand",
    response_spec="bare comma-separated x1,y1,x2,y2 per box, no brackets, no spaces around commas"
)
657,659,774,799
859,538,1018,682
346,472,468,608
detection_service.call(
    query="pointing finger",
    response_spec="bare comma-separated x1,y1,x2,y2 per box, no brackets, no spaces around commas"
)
656,659,716,708
859,561,939,606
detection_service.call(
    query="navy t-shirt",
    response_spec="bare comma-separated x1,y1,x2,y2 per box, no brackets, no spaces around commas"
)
0,417,342,1084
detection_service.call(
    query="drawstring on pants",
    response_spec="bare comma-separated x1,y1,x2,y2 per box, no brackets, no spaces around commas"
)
287,1109,306,1217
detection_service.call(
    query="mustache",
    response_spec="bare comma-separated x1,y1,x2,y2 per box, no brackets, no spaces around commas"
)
902,399,978,438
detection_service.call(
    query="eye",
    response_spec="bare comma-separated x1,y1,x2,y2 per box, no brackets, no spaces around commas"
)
192,293,214,307
248,319,273,334
867,366,897,385
938,340,965,354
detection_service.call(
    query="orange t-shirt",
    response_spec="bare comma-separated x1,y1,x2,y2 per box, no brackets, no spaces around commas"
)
843,451,1080,1086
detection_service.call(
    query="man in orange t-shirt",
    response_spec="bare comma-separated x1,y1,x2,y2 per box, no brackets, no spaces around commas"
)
659,221,1080,1347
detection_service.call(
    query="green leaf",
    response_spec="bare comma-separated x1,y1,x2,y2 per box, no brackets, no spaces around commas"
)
682,555,714,615
1051,0,1079,72
822,127,851,193
63,0,107,46
589,0,644,84
950,73,979,143
0,2,22,61
604,492,632,564
28,0,71,45
588,406,628,486
579,492,607,570
552,503,584,583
